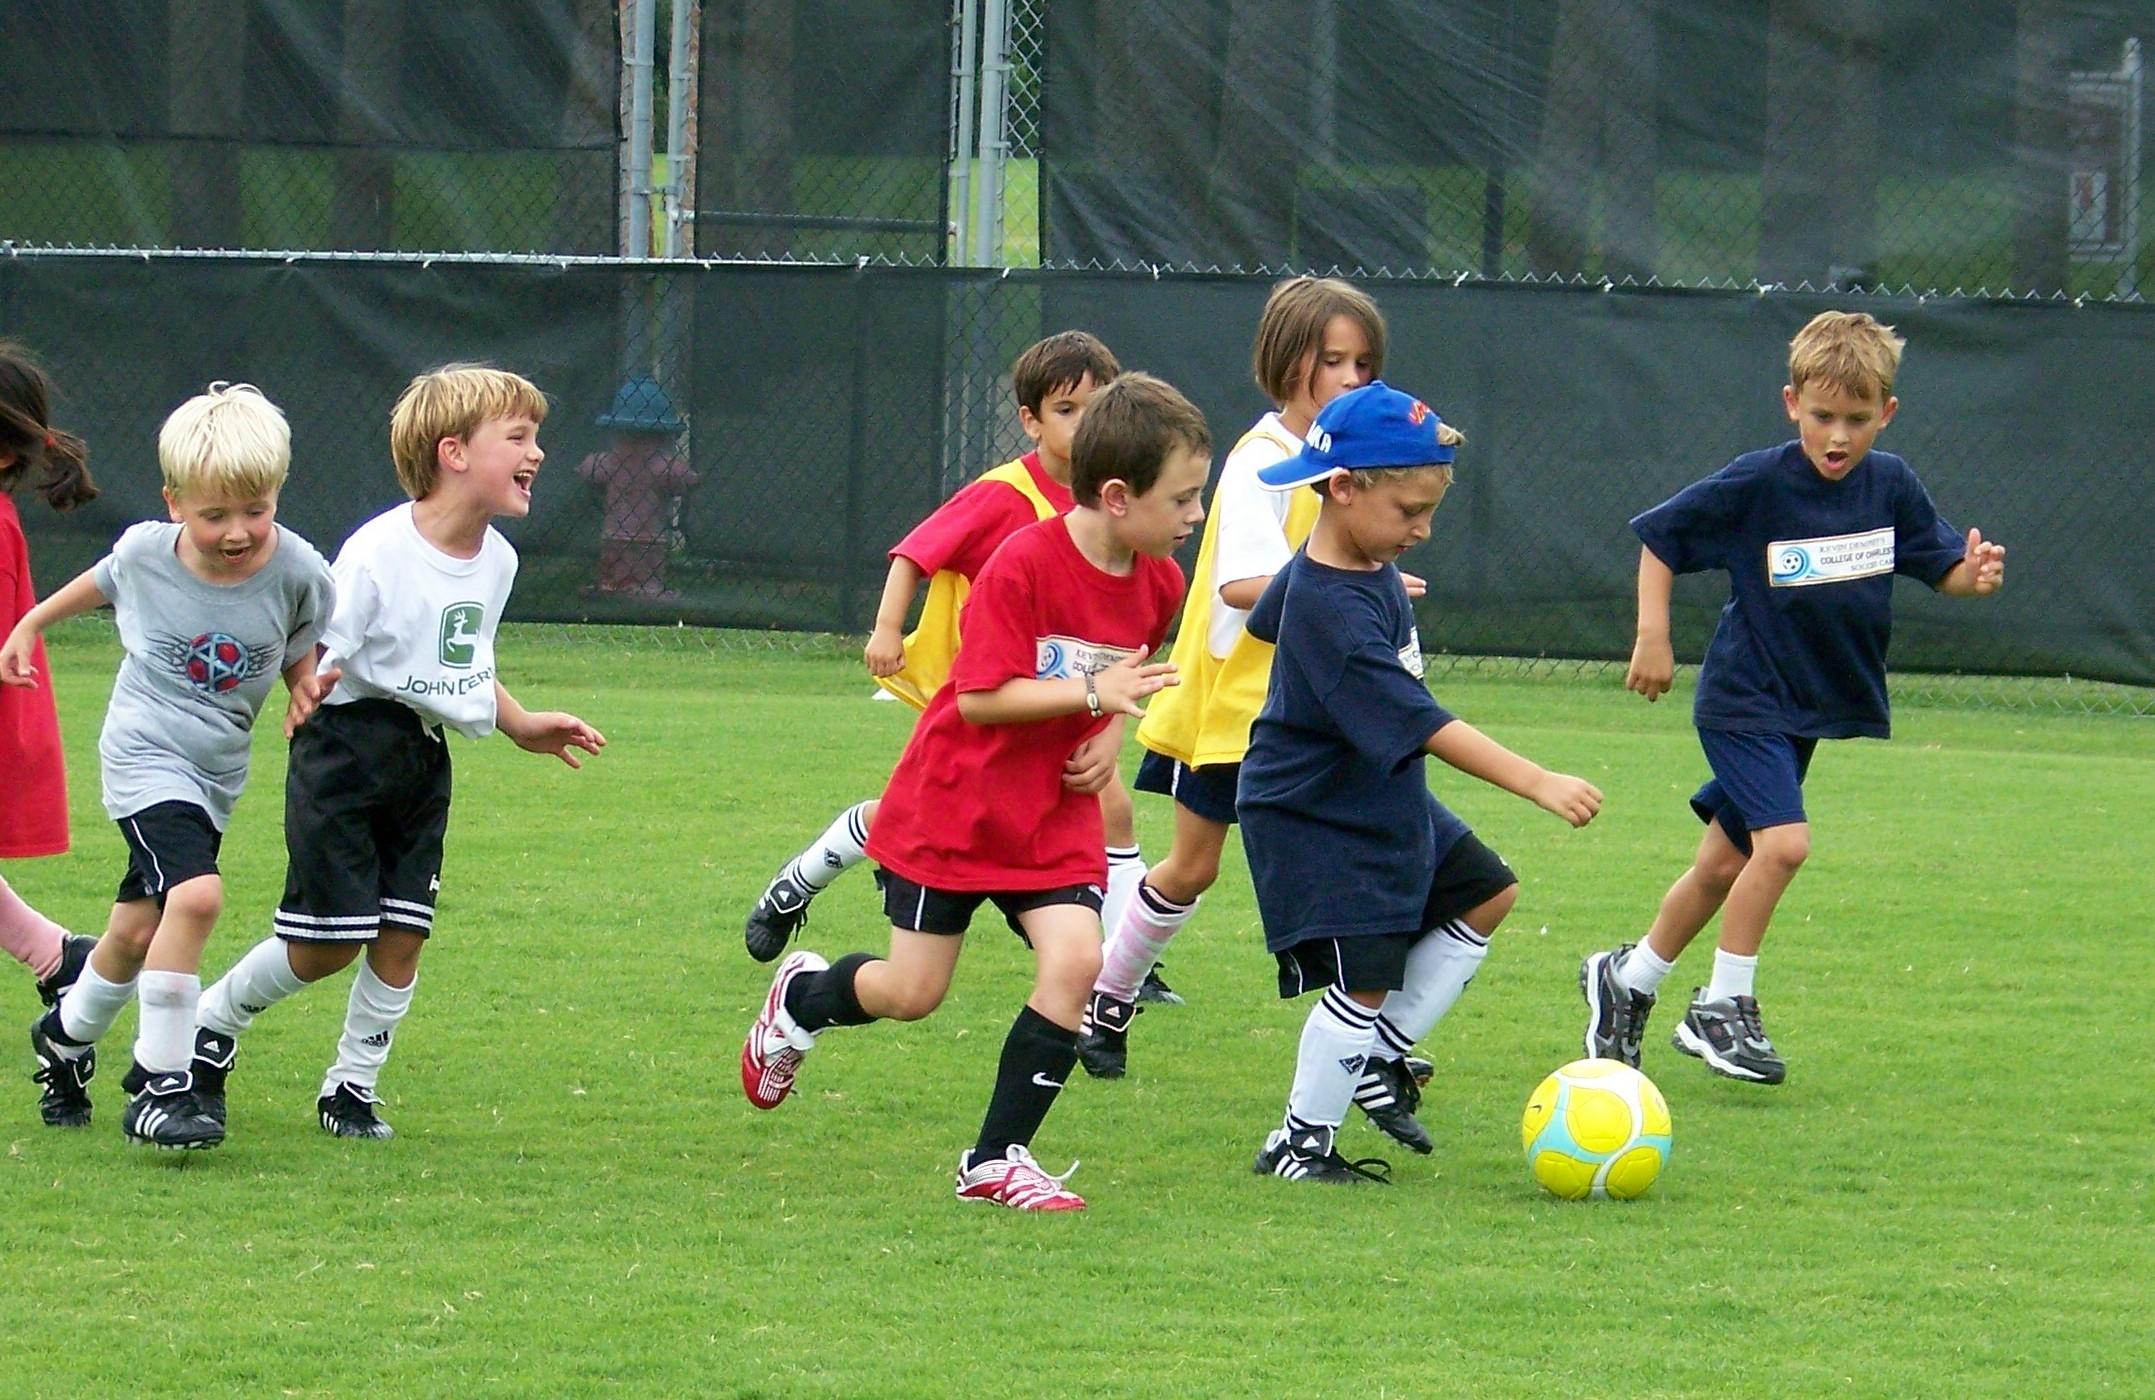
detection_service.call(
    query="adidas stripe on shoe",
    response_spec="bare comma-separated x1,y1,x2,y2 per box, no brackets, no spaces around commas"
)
741,950,825,1109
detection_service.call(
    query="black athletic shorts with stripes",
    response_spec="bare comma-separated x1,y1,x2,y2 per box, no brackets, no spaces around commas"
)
275,698,451,944
875,868,1103,942
115,800,224,906
1275,830,1515,998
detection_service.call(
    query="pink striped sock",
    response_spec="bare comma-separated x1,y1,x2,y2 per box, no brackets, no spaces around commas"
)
1096,879,1197,1002
0,875,67,982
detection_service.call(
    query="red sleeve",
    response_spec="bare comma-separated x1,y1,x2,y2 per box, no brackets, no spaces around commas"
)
891,480,1037,580
949,545,1041,694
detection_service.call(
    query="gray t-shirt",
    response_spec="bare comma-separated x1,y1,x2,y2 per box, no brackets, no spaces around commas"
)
92,521,334,829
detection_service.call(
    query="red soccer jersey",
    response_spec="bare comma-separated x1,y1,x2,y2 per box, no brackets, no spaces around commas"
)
867,516,1186,893
0,493,69,857
890,452,1074,580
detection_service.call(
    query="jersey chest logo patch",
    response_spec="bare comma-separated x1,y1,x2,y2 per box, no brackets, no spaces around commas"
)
1036,634,1138,680
438,603,485,668
1768,527,1894,587
1398,626,1427,680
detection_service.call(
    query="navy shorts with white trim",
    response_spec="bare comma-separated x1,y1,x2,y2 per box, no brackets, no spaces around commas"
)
1133,750,1240,826
275,699,452,943
115,801,224,906
1274,830,1515,998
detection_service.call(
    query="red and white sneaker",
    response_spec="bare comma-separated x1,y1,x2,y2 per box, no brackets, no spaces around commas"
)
954,1144,1087,1212
741,951,826,1109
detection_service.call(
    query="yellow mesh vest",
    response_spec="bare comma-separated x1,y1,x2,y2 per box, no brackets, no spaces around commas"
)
873,460,1059,711
1137,432,1321,769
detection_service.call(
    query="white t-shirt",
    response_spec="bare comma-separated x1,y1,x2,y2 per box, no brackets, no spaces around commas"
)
317,503,518,739
1204,412,1304,659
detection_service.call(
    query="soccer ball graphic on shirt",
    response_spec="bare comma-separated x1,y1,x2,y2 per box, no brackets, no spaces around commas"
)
184,632,250,694
1520,1058,1672,1200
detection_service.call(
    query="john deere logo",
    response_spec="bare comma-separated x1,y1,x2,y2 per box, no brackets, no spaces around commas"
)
439,603,484,668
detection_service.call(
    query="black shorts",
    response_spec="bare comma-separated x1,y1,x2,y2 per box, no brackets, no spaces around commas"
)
1276,830,1515,998
1134,750,1240,826
274,700,452,944
114,801,223,905
875,868,1104,942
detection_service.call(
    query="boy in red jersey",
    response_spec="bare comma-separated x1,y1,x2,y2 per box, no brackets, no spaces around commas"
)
741,372,1210,1213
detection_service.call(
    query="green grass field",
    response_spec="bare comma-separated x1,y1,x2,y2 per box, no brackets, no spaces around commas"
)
3,623,2149,1397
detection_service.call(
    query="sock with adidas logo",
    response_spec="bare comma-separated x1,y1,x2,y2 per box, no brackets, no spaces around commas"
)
199,935,310,1038
1283,986,1380,1143
322,959,414,1097
788,801,873,895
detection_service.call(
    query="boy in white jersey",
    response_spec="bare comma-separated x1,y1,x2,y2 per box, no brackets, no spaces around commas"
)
190,364,605,1140
4,383,334,1148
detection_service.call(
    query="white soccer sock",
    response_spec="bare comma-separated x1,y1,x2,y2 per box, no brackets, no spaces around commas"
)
1096,878,1196,1002
1616,940,1677,997
1708,949,1758,1002
199,936,309,1038
787,801,872,894
321,961,415,1096
1373,921,1490,1048
134,971,201,1075
56,961,137,1054
1284,987,1381,1133
1098,846,1146,970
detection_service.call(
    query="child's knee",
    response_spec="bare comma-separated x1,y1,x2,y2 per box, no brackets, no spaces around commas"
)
286,938,361,984
879,973,949,1022
1466,881,1519,935
1751,824,1810,872
162,875,223,927
1042,939,1103,997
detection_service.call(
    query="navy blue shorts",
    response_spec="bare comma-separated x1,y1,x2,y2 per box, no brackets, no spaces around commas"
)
1275,831,1515,998
1134,749,1240,826
1691,730,1818,856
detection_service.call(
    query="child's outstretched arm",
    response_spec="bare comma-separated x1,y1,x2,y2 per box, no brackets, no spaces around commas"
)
864,556,926,676
0,569,108,687
1625,546,1677,701
1426,720,1603,827
958,650,1176,725
494,681,607,768
282,645,342,736
1935,527,2006,597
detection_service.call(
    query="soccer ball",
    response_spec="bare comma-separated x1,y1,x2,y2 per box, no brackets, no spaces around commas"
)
1521,1057,1672,1200
185,632,248,694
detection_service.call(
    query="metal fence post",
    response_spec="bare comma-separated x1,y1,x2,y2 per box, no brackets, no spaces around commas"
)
625,0,657,258
951,0,982,265
663,0,697,259
971,0,1010,266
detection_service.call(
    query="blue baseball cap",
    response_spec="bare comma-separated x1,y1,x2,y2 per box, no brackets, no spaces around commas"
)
1256,381,1456,491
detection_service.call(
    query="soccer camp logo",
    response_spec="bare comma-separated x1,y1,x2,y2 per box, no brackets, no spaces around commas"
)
154,631,278,696
438,602,485,669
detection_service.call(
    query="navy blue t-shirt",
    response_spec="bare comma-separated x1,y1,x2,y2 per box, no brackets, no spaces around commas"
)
1236,552,1466,953
1631,441,1965,740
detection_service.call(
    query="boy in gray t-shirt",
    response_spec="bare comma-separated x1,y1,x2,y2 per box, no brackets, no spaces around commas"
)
1,382,334,1149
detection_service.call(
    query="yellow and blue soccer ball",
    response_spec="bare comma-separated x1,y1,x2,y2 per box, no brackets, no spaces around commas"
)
1521,1058,1672,1200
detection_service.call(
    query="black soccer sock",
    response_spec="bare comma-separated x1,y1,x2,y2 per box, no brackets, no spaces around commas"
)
783,952,880,1033
971,1005,1079,1163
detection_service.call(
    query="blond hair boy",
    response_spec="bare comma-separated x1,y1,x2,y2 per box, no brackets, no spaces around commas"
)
5,381,335,1147
191,363,605,1141
1583,311,2006,1085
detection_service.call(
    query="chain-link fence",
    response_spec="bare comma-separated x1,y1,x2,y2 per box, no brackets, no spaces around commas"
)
4,249,2149,715
1029,1,2155,300
0,1,618,256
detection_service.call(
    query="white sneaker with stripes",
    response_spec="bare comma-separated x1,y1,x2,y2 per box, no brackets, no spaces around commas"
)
741,951,825,1109
954,1145,1086,1212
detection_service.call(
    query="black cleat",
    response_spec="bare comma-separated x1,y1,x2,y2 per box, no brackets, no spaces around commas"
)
743,869,814,963
1672,990,1787,1085
1581,945,1657,1068
1075,990,1138,1079
1253,1125,1392,1185
1354,1056,1433,1154
1134,963,1185,1007
318,1082,395,1140
189,1028,237,1129
1404,1055,1434,1087
34,934,98,1010
30,1009,94,1128
121,1071,224,1150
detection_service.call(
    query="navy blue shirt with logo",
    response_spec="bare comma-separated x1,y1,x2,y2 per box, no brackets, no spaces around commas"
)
1236,551,1467,953
1631,441,1965,740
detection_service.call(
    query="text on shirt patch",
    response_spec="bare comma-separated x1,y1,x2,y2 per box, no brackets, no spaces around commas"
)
1036,635,1140,680
1768,527,1894,587
1398,627,1426,679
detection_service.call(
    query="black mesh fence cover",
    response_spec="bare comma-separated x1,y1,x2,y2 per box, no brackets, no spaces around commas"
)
3,252,2149,689
695,0,950,263
0,0,617,254
1042,0,2155,298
